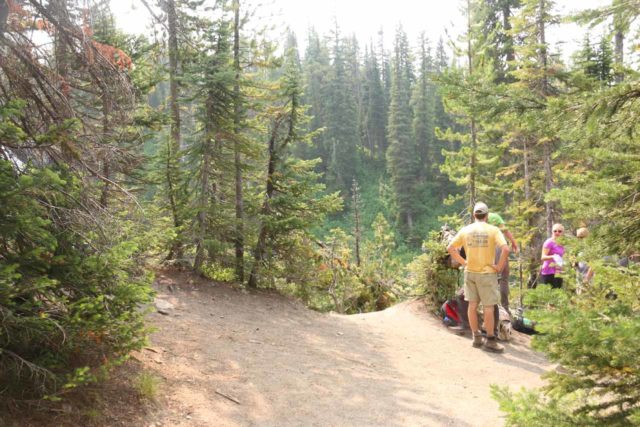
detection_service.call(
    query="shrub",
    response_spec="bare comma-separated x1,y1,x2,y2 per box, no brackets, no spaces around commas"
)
0,161,153,402
407,231,460,309
492,267,640,425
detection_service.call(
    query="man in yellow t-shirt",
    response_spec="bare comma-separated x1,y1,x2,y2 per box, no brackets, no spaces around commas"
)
447,202,509,353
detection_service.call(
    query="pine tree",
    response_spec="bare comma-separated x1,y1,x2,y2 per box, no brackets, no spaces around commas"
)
361,45,387,159
475,0,519,83
163,0,186,260
301,28,330,166
432,37,456,200
574,34,599,79
188,12,236,272
0,1,153,401
386,25,419,237
596,33,614,85
232,0,245,281
411,33,435,184
438,0,491,211
324,22,360,192
247,44,341,287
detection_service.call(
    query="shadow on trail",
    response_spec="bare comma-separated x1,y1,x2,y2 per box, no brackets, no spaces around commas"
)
146,270,548,427
494,341,549,376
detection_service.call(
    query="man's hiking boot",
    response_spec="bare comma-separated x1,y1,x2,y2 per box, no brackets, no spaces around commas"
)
483,336,504,353
472,332,484,348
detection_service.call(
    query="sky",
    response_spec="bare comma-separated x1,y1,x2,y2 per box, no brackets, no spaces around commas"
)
111,0,610,61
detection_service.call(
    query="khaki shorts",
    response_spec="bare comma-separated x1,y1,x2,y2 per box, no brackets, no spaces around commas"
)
464,271,499,305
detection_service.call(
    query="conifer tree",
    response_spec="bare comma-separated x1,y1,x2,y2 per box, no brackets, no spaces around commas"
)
432,38,456,199
361,46,387,159
574,34,599,79
438,0,489,211
386,25,418,237
324,23,360,191
411,33,435,183
596,34,614,85
188,12,235,272
232,0,245,281
163,0,186,260
0,0,153,401
247,44,341,287
301,28,330,166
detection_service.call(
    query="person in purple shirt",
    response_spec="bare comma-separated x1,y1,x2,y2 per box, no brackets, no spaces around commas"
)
539,223,565,289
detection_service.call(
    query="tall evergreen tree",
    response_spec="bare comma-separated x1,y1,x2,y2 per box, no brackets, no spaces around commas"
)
596,33,614,85
361,45,387,159
232,0,245,281
301,28,330,166
188,12,236,272
386,25,418,237
163,0,186,260
247,44,341,287
432,37,456,200
411,33,435,183
324,23,360,192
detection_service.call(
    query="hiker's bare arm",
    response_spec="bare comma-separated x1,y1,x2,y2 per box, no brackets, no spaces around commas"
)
504,229,519,254
447,244,466,267
541,246,553,261
493,244,510,272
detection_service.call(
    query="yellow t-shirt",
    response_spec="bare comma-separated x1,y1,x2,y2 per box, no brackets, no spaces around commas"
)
450,221,507,274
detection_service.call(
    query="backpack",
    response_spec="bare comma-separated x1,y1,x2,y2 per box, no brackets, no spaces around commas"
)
512,307,536,334
497,305,512,341
440,299,461,327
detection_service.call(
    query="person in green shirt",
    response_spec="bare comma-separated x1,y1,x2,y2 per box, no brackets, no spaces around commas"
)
488,212,519,315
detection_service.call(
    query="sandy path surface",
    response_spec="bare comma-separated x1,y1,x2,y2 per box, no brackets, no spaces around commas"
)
137,270,551,427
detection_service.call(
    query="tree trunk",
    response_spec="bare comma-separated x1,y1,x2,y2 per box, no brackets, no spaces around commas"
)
543,142,554,236
165,0,183,260
614,30,624,83
0,1,9,35
352,179,361,268
467,0,477,209
538,0,554,236
502,3,515,64
247,121,280,288
233,0,244,282
194,99,214,272
523,138,531,201
100,93,110,208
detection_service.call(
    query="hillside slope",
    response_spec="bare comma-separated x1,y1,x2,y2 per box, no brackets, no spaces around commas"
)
137,270,551,427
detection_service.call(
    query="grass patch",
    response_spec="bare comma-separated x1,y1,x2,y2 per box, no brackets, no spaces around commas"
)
135,371,160,402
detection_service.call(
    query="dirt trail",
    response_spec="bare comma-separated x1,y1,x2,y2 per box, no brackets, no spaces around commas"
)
136,270,551,427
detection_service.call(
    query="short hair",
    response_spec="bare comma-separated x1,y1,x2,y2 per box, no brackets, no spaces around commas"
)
474,212,487,220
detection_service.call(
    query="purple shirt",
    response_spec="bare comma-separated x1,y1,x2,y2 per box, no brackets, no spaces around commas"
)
541,238,565,275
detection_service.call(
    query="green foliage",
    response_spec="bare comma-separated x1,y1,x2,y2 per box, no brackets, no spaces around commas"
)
0,159,153,401
491,385,595,426
201,263,236,282
0,94,153,401
386,26,420,239
494,279,640,425
359,213,401,310
407,231,459,308
135,371,161,401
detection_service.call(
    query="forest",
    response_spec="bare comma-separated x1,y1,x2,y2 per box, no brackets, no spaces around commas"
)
1,0,639,425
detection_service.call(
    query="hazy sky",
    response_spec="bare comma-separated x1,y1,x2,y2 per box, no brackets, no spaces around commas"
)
112,0,610,59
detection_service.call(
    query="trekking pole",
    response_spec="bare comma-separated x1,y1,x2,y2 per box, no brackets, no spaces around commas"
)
518,242,524,308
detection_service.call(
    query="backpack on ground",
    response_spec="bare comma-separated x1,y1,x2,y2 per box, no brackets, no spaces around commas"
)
497,305,512,341
512,306,536,334
440,299,461,327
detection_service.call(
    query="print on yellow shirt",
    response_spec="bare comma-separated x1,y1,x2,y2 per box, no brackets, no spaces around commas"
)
450,222,507,274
